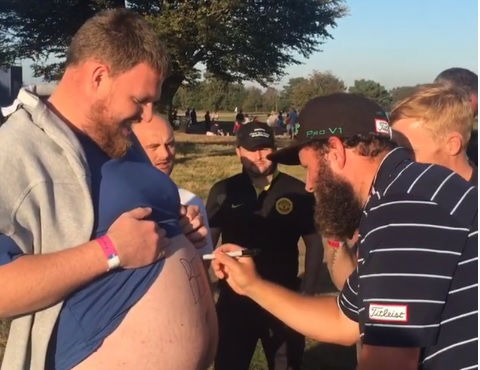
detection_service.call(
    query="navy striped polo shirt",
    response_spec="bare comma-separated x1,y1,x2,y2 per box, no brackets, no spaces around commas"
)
339,147,477,370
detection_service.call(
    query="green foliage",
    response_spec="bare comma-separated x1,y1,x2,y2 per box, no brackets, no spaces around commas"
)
279,77,308,110
348,79,393,110
290,71,346,109
270,72,348,112
262,87,279,113
243,86,263,112
0,0,347,111
171,70,349,114
202,79,230,111
172,77,247,112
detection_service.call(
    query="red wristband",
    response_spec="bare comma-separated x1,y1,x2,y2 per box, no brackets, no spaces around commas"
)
96,235,121,271
327,240,344,249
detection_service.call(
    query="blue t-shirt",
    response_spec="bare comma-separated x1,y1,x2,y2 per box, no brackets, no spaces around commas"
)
0,133,182,370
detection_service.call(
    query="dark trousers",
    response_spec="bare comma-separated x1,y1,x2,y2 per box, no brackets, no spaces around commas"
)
214,292,305,370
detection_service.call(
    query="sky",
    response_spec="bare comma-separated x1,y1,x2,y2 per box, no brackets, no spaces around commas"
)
22,0,477,90
277,0,477,89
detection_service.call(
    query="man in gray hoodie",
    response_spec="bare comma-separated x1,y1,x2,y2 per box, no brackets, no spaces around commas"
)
0,9,214,370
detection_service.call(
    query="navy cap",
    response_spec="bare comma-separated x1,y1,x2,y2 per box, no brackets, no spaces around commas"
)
236,121,275,151
268,93,391,165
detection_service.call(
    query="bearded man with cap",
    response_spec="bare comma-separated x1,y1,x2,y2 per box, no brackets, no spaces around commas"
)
211,94,477,370
206,121,323,370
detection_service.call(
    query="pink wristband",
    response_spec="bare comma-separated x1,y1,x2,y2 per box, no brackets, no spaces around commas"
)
97,235,121,271
327,240,344,249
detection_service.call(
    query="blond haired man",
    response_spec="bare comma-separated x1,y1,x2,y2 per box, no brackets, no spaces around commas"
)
324,84,477,340
391,83,476,185
325,84,477,303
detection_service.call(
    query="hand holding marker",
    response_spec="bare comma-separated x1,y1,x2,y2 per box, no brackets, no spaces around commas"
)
202,248,260,260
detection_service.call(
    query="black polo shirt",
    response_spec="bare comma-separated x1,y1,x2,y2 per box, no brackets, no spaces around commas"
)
338,147,477,370
206,171,316,288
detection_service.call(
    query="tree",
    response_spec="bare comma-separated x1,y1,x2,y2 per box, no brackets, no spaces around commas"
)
262,87,279,113
200,78,230,111
279,77,307,110
0,0,347,113
242,86,263,112
172,79,248,112
290,71,346,109
348,79,393,110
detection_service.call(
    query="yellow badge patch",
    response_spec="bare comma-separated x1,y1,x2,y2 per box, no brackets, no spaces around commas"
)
275,197,293,215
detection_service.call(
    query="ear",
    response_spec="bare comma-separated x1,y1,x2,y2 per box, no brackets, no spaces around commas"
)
445,132,464,156
87,61,112,97
326,136,346,170
235,147,242,158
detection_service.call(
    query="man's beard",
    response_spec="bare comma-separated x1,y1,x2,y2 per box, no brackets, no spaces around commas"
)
85,100,132,158
313,159,362,240
244,161,277,178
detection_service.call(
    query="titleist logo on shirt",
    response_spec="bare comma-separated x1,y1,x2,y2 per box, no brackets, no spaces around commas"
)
369,303,408,322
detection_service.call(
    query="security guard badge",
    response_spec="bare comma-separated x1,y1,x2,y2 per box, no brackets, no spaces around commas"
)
275,197,293,215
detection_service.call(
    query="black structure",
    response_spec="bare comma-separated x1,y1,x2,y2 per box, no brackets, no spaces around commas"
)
0,66,23,106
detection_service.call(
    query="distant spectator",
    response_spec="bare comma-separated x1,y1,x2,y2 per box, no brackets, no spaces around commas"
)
233,121,241,135
170,108,179,129
287,108,298,138
266,111,278,128
211,122,226,136
233,109,245,135
205,110,212,132
190,108,197,125
277,111,284,128
184,108,191,126
235,109,245,124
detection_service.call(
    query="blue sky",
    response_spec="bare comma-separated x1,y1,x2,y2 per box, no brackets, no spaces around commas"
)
23,0,477,90
278,0,477,89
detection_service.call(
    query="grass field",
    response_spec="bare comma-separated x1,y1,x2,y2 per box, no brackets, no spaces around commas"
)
171,133,305,200
0,132,356,369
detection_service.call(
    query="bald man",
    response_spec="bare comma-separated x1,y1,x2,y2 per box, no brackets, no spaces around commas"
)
133,114,215,255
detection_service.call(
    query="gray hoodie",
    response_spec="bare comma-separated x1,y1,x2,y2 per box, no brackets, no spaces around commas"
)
0,87,94,370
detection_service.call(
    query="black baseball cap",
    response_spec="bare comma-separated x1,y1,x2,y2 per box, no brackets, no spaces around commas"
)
268,93,391,165
236,121,275,151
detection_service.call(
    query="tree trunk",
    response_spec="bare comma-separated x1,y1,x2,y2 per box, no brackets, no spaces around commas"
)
157,73,185,121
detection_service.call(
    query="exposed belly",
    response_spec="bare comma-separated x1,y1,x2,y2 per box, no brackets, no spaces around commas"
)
74,234,218,370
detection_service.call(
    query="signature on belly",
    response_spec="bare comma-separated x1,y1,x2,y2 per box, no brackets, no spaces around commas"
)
180,257,205,304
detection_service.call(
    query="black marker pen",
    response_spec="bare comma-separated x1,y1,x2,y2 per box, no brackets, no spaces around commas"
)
202,249,260,260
